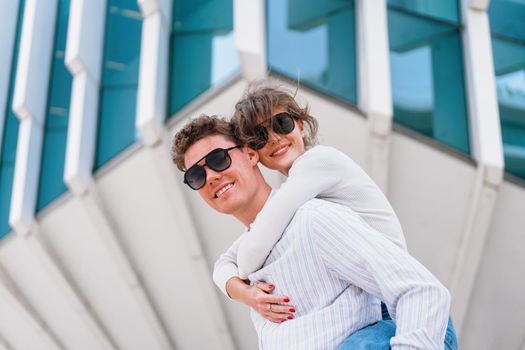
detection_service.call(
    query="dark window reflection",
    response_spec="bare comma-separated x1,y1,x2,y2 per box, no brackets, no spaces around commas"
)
490,0,525,180
169,0,239,115
388,8,470,155
267,0,357,104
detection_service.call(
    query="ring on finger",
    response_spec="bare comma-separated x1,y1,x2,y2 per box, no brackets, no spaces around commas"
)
269,304,273,312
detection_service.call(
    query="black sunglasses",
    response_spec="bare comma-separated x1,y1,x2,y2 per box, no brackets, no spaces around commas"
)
248,113,296,150
184,145,241,190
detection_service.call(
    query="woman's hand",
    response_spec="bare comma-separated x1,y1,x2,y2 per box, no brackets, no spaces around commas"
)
249,282,295,323
226,278,295,323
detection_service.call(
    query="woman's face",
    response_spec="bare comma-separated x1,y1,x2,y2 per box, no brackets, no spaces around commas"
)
256,108,305,176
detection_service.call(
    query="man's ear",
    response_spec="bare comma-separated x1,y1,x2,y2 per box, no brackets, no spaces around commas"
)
243,145,260,165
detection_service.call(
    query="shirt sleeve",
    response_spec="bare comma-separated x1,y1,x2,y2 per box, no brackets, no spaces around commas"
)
213,235,244,298
307,205,450,350
236,146,347,279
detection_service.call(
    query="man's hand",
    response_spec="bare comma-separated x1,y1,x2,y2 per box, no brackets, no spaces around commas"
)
226,278,295,323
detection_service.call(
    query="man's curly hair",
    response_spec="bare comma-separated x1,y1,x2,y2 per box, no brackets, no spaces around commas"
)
171,114,240,171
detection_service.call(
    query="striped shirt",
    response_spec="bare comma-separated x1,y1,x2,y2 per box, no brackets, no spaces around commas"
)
244,199,449,350
236,145,407,279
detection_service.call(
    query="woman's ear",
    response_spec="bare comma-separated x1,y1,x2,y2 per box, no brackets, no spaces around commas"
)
297,119,305,136
243,145,260,165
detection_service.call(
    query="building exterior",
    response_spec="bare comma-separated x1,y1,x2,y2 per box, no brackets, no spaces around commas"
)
0,0,524,349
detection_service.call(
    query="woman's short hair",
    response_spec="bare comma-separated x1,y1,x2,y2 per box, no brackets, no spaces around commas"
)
232,83,318,149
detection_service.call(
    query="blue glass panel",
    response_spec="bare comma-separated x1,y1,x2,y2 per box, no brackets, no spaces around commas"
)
37,0,72,211
95,0,142,170
169,0,239,115
492,38,525,180
0,0,25,238
267,0,357,104
489,1,525,180
388,8,470,155
96,87,137,166
388,0,460,24
489,0,525,44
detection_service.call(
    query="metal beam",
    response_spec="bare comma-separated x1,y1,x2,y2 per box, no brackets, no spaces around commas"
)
25,231,116,349
0,335,11,350
77,185,176,349
0,264,62,350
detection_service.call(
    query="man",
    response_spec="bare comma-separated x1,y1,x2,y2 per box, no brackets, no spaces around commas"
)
172,115,451,349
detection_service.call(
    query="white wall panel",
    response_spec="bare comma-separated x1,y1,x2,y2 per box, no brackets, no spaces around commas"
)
38,196,170,350
0,292,57,350
0,234,110,350
300,89,368,169
388,132,477,285
460,180,525,350
94,147,235,349
0,259,61,350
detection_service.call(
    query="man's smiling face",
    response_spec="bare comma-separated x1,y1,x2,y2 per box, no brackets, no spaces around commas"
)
184,134,260,215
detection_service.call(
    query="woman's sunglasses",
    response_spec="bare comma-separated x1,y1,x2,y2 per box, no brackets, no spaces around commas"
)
248,113,296,150
184,145,241,190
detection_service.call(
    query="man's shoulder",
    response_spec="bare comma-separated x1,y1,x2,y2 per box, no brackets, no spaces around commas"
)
293,199,367,234
298,197,331,208
295,198,353,219
286,199,359,244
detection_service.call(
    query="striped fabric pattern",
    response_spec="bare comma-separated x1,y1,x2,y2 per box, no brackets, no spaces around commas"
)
249,199,450,350
236,145,408,279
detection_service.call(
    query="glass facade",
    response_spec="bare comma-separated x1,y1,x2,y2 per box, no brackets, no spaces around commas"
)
95,0,142,170
0,0,522,237
388,4,470,155
267,0,357,104
0,0,25,238
387,0,460,24
489,0,525,180
37,0,72,211
169,0,240,115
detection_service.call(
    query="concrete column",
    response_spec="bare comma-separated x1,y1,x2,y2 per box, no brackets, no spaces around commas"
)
10,0,58,234
234,0,267,80
64,0,106,195
0,0,20,148
450,0,503,336
356,0,393,192
136,0,172,146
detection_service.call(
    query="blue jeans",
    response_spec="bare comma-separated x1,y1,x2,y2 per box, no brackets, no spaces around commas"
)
337,303,458,350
